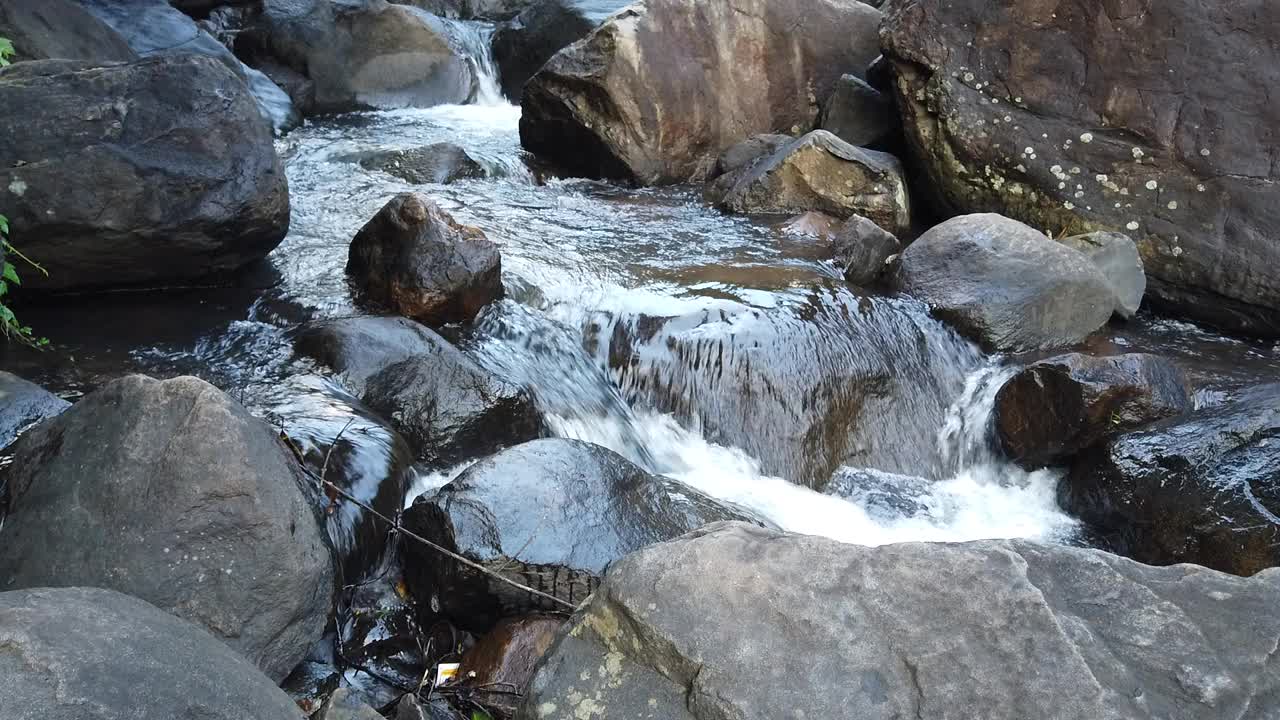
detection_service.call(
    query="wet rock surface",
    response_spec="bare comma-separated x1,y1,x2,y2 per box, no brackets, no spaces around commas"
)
361,336,543,466
0,587,306,720
707,130,911,236
1058,231,1146,319
891,214,1116,352
0,371,69,449
402,438,767,630
353,143,487,184
296,315,451,391
1063,383,1280,576
995,353,1191,468
0,375,333,682
348,193,503,327
521,522,1280,720
520,0,883,183
0,55,289,292
458,615,565,716
0,0,135,63
881,0,1280,337
492,0,594,101
818,74,896,150
831,214,901,286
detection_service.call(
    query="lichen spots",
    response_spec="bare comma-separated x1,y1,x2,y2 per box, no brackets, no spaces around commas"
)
539,703,560,718
7,178,26,196
1126,221,1140,230
1167,201,1179,210
1145,180,1158,190
1080,132,1093,143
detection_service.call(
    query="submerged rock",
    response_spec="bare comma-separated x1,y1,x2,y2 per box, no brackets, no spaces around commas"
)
0,375,333,682
361,337,542,466
831,213,901,286
880,0,1280,337
520,522,1280,720
296,315,451,391
995,353,1191,467
1059,231,1146,319
823,466,932,522
0,371,69,449
0,55,289,292
707,130,910,236
353,143,487,184
0,587,305,720
0,0,135,63
492,0,594,101
891,214,1116,352
818,73,896,149
520,0,883,183
348,193,503,327
402,438,766,630
256,0,474,112
1063,383,1280,576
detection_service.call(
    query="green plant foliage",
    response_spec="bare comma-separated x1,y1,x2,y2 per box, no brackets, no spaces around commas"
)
0,37,13,66
1,214,49,348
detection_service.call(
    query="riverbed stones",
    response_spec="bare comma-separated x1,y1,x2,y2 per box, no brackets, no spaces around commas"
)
832,213,901,286
354,143,486,184
347,193,503,326
880,0,1280,337
0,371,69,449
1059,231,1146,319
1063,383,1280,576
520,0,883,183
0,587,305,720
491,0,594,101
995,353,1191,468
819,74,896,149
402,438,766,629
0,55,289,292
458,615,565,716
707,131,911,235
519,522,1280,720
0,0,135,63
256,0,474,112
295,315,450,390
0,375,333,682
361,338,542,466
890,213,1116,352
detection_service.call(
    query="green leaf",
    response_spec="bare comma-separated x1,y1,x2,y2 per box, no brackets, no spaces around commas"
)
0,38,15,67
3,262,20,285
0,214,9,235
0,304,15,324
470,712,493,720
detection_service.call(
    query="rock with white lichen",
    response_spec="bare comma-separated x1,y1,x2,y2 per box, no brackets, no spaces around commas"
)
881,0,1280,337
519,522,1280,720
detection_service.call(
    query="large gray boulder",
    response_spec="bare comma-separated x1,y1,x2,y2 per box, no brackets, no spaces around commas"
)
818,73,896,149
521,522,1280,720
0,375,333,682
1063,383,1280,577
0,55,290,292
1059,231,1147,319
0,371,69,448
491,0,595,101
402,439,766,630
256,0,474,112
0,587,306,720
891,213,1116,352
706,130,911,236
520,0,883,184
0,0,135,63
881,0,1280,337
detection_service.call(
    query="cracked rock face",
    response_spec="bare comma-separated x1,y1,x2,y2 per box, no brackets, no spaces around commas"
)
880,0,1280,337
519,522,1280,720
520,0,883,184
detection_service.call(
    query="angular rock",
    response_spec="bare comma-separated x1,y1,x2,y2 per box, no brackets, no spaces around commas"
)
0,587,306,720
1059,231,1146,319
996,353,1191,467
823,466,932,522
492,0,594,101
0,375,333,682
361,339,542,465
520,522,1280,720
779,211,840,240
77,0,298,131
890,213,1116,352
458,615,565,716
353,143,486,184
0,371,69,449
256,0,474,112
402,438,766,629
347,193,503,327
707,130,910,237
520,0,883,183
881,0,1280,336
0,0,135,63
831,213,901,286
818,73,896,149
1063,383,1280,576
0,56,290,292
709,133,791,179
295,315,450,391
317,689,384,720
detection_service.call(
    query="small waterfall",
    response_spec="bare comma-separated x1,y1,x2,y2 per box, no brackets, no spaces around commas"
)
438,18,508,107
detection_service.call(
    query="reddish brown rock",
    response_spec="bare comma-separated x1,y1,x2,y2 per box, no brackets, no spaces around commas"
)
459,615,565,716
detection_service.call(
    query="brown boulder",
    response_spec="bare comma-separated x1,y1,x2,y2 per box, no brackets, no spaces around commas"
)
347,193,503,327
520,0,883,184
459,616,564,716
881,0,1280,336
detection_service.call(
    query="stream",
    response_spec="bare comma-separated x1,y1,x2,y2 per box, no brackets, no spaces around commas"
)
5,25,1280,556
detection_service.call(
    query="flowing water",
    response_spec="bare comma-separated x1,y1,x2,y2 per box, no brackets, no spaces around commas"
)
7,26,1280,554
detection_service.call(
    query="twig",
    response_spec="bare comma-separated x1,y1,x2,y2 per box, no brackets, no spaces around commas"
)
321,417,357,497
